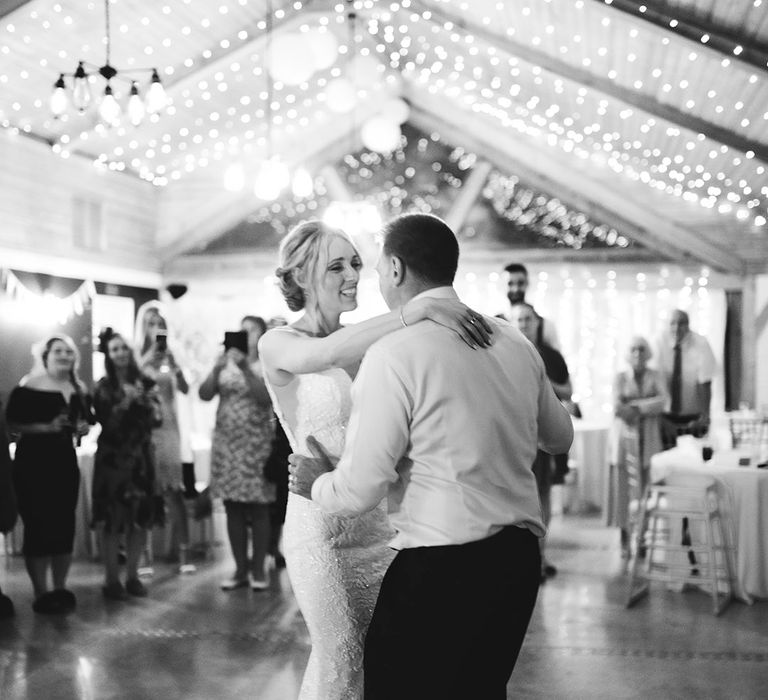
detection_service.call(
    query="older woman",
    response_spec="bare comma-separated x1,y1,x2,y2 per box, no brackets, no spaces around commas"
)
606,336,668,556
5,335,92,614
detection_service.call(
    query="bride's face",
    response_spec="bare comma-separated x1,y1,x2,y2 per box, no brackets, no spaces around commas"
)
311,235,362,316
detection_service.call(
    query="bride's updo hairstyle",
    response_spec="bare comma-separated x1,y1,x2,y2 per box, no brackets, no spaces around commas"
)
275,220,357,312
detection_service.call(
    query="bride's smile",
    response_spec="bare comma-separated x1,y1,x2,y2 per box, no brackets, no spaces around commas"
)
315,235,362,316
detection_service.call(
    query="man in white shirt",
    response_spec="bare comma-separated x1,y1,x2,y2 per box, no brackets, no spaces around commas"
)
503,262,560,349
288,213,573,699
656,309,716,448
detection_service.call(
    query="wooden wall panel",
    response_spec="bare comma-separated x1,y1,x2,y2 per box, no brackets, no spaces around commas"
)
0,134,158,273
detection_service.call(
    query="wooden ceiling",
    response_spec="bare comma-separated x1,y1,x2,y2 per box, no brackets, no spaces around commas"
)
1,0,767,273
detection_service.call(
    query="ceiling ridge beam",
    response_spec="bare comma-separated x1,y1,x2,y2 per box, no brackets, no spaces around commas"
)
408,101,744,273
157,107,379,263
406,1,768,163
591,0,768,73
0,0,32,21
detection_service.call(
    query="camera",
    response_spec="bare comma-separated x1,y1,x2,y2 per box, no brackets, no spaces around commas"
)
155,333,168,352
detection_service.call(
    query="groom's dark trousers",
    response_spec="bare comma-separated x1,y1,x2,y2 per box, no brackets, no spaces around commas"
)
363,524,541,700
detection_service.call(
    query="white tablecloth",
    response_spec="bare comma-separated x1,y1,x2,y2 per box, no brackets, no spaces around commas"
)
650,445,768,602
571,419,610,512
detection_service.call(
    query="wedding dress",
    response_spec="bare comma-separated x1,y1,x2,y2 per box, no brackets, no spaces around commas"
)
267,362,396,700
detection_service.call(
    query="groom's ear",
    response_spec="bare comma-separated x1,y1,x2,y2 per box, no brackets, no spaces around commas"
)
391,255,406,287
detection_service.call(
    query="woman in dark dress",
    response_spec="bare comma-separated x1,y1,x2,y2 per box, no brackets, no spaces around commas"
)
5,335,93,614
92,330,161,601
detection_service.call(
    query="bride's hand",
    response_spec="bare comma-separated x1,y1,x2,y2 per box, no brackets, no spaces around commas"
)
406,297,494,349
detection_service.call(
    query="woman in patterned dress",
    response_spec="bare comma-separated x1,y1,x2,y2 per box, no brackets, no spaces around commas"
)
198,325,275,590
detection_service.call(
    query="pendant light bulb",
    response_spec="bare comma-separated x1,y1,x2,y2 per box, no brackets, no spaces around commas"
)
127,82,145,126
72,62,92,113
98,84,121,126
50,74,68,117
145,69,167,114
291,167,314,198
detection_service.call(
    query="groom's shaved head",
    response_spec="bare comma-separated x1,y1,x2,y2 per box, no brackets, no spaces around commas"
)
382,213,459,286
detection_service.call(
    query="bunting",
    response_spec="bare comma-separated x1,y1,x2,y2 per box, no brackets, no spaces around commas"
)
0,268,96,324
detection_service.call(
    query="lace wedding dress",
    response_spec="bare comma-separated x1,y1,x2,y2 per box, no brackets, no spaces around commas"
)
267,363,396,700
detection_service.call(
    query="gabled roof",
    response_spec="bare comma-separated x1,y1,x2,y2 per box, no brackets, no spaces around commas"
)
1,0,766,272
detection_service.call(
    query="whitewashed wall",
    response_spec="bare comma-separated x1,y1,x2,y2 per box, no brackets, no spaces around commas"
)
0,132,159,286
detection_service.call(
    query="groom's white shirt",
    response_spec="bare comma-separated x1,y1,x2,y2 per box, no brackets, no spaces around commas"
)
311,286,574,549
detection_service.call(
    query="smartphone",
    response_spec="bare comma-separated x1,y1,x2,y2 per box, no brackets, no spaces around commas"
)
155,333,168,352
223,330,249,354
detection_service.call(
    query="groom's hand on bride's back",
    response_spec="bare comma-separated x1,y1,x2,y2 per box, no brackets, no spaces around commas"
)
288,435,338,500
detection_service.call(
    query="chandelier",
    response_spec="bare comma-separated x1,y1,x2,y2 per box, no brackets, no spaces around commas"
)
49,0,167,127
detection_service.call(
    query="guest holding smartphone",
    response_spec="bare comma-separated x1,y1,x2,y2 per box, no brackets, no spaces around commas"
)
137,303,195,573
199,327,275,591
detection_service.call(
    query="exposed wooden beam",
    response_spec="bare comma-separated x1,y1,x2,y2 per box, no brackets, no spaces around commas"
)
408,97,745,273
445,160,492,233
407,1,768,163
591,0,768,74
157,98,384,263
0,0,32,20
320,165,353,201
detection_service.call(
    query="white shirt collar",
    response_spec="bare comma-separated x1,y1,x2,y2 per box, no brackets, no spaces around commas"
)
409,286,459,303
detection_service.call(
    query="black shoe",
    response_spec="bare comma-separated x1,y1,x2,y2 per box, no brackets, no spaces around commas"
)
274,552,286,569
52,589,77,612
0,593,15,619
32,591,66,615
125,578,148,597
102,581,129,601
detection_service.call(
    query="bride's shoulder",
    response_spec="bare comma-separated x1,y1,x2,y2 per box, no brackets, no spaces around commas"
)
260,326,300,351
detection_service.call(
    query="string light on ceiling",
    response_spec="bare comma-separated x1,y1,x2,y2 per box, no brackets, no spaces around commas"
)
49,0,167,127
2,0,762,233
361,0,767,229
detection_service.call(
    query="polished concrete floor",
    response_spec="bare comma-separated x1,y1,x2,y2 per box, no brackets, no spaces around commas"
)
1,511,766,700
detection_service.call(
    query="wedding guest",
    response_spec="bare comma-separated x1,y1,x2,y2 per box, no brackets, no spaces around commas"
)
136,304,194,572
199,324,275,591
5,335,93,614
606,336,667,556
244,315,290,570
656,309,716,449
92,330,161,601
0,397,18,618
508,302,571,580
503,262,560,349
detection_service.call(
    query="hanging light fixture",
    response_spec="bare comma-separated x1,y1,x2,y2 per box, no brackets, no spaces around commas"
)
253,0,311,201
49,0,167,126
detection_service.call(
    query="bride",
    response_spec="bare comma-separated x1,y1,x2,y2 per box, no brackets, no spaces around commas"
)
258,220,491,699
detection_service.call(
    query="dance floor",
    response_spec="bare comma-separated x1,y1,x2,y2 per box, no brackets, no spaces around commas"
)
1,511,766,700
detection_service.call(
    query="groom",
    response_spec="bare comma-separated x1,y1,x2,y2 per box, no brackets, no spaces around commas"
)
288,213,573,699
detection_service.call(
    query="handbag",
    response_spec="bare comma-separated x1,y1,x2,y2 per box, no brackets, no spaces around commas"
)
193,486,213,521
